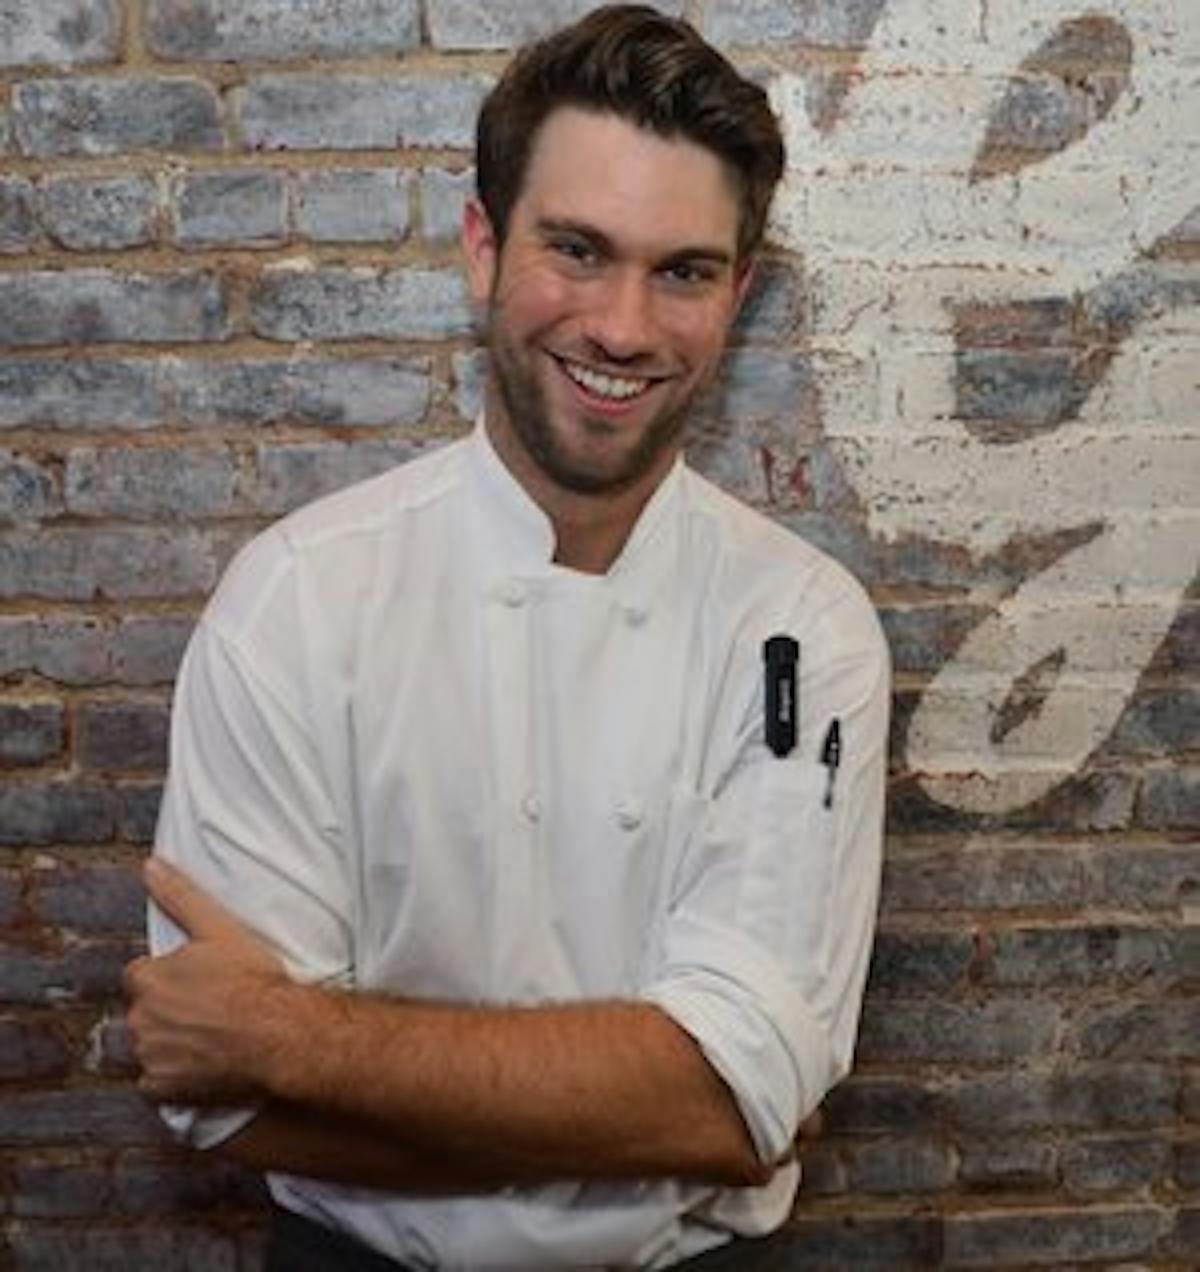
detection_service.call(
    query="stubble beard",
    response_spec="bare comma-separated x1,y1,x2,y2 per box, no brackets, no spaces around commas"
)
485,314,697,498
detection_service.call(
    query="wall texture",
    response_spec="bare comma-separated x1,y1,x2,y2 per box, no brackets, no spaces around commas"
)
0,1,1196,1268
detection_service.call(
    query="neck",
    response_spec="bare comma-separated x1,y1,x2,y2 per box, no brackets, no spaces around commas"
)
483,393,676,575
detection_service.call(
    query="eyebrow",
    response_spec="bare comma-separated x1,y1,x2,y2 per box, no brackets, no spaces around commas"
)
535,217,735,268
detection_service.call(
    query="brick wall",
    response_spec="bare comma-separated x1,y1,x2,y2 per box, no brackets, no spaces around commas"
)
0,1,1196,1268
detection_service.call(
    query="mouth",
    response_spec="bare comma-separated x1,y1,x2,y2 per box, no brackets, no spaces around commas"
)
553,355,661,406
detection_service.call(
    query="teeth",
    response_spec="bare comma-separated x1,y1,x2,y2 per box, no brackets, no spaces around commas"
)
562,360,650,401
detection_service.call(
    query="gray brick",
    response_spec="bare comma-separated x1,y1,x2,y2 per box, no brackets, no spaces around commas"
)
114,1156,262,1214
0,175,39,252
30,861,144,932
13,77,223,158
66,445,240,520
251,266,471,341
89,1012,137,1076
878,604,986,675
1139,767,1200,830
959,1139,1058,1190
9,1228,237,1272
1061,1136,1171,1194
176,353,427,427
0,616,112,685
13,1160,110,1218
980,925,1182,989
428,0,684,49
1108,686,1200,755
0,1016,70,1079
944,1206,1164,1267
295,168,411,243
253,440,419,515
0,527,218,600
0,452,62,523
419,166,473,246
0,358,169,430
733,254,808,343
0,939,138,1003
716,348,816,421
955,1066,1177,1132
113,616,194,685
147,0,419,61
119,781,163,843
40,174,160,251
866,928,974,994
954,348,1102,436
701,0,888,48
1176,1140,1200,1189
453,348,487,422
174,169,288,248
0,270,228,349
0,868,20,926
0,702,65,765
237,74,489,151
844,1140,956,1195
0,781,116,844
757,1214,943,1270
880,845,1088,913
1076,1001,1200,1061
857,997,1059,1065
0,0,121,67
0,1088,169,1149
1096,845,1200,909
1166,1208,1200,1262
825,1076,946,1135
77,700,170,773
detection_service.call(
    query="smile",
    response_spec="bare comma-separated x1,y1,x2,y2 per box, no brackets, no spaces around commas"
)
558,357,654,402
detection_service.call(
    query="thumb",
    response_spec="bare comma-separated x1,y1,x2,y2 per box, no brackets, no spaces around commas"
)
143,856,246,942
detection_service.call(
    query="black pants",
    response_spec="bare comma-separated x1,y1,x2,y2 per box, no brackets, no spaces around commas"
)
265,1204,798,1270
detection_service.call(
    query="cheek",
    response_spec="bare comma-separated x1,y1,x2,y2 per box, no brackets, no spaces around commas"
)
494,263,576,334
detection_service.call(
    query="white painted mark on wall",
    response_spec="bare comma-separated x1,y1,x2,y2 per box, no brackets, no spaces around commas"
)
770,0,1199,814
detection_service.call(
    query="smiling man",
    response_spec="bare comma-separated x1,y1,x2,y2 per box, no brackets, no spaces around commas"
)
125,7,890,1269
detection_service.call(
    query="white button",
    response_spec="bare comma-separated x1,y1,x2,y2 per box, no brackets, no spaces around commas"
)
499,581,526,608
623,605,648,628
615,801,643,831
521,793,542,823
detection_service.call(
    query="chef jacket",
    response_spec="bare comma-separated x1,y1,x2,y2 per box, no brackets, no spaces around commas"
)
149,418,890,1269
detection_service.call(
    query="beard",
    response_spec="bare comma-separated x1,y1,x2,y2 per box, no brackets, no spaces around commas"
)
484,312,697,498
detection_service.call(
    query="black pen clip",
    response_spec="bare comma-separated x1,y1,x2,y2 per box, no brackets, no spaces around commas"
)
821,719,841,808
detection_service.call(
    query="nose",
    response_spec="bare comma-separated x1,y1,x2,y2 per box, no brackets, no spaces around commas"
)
583,270,656,364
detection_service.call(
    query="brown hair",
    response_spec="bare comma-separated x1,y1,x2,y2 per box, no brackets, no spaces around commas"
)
475,4,785,261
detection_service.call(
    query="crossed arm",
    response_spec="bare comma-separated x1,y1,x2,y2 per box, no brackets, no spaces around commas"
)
125,858,780,1192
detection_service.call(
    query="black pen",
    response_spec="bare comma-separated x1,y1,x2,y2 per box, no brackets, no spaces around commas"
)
821,719,841,807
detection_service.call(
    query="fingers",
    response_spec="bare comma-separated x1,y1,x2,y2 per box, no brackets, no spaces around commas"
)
142,856,245,941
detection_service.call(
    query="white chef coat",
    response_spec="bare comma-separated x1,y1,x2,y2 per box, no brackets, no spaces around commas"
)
149,419,890,1270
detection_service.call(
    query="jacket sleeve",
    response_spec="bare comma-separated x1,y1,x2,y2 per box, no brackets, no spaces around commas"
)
148,538,353,1148
640,569,890,1166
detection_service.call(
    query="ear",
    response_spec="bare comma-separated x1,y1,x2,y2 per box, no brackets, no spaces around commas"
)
461,197,499,305
731,254,758,320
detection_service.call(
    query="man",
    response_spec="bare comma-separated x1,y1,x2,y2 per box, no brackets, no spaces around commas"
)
125,6,890,1269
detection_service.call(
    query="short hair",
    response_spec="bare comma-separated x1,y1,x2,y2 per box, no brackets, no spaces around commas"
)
475,4,785,261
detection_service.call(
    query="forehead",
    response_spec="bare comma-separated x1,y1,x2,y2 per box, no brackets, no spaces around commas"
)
514,107,741,255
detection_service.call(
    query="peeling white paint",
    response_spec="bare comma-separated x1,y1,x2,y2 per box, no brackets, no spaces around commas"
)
771,0,1200,813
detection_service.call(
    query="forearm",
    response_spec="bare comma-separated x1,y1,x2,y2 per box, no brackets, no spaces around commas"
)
245,988,770,1187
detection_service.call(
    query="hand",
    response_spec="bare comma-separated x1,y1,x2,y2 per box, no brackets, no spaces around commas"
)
125,857,292,1104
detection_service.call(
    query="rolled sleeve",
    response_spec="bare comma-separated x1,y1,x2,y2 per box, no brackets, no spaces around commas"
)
642,575,890,1166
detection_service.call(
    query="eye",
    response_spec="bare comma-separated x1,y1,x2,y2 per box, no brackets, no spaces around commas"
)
549,236,599,267
660,260,718,288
